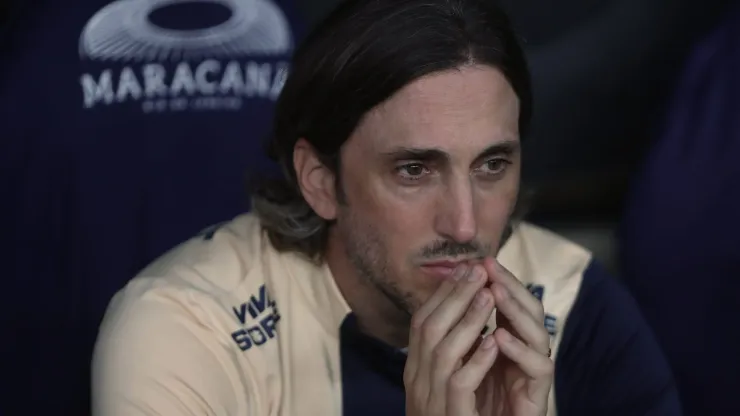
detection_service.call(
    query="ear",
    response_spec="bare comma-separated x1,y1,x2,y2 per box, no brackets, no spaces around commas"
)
293,138,338,221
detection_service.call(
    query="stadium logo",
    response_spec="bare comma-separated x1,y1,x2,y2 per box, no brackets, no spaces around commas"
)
78,0,293,112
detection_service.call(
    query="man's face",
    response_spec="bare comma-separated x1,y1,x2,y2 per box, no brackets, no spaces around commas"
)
335,65,521,316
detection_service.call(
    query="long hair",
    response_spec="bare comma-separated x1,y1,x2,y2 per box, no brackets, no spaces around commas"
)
252,0,532,259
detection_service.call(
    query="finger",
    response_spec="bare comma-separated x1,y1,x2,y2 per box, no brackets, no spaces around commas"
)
494,328,553,401
493,283,550,355
415,265,488,391
411,264,469,330
430,288,495,401
406,264,469,384
446,334,499,414
484,257,545,321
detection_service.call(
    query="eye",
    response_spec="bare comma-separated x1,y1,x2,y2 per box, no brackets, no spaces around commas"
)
479,158,510,175
396,163,430,180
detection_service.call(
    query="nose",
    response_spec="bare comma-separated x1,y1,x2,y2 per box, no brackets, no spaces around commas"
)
434,176,477,243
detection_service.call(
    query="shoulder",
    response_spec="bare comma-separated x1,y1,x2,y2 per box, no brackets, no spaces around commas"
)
105,214,290,323
92,214,286,415
100,214,279,341
502,223,681,415
133,213,271,294
558,260,667,361
97,213,292,357
554,260,682,415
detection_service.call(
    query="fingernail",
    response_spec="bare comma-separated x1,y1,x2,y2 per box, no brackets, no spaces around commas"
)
451,264,467,281
473,291,490,309
481,335,496,349
468,267,483,282
499,330,512,342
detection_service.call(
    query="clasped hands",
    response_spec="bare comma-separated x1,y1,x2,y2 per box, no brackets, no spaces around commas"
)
404,258,553,416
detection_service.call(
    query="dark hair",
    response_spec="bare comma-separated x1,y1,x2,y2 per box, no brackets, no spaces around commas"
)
252,0,532,259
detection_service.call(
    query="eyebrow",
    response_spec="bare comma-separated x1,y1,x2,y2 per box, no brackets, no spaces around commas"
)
380,139,520,164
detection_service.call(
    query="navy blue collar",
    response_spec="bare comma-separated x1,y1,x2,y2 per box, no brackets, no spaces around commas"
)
339,313,407,388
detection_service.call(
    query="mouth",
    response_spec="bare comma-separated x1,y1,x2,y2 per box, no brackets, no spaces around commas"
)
419,259,479,280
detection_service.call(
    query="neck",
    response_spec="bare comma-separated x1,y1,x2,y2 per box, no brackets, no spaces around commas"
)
324,235,410,348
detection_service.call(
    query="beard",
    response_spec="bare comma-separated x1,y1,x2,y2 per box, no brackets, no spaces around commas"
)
339,207,417,319
336,204,494,321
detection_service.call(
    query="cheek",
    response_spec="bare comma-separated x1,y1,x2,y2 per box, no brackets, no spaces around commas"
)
355,176,435,229
476,179,519,231
358,186,436,267
376,197,432,260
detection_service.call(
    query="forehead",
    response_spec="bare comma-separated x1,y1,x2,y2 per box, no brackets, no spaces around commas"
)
352,65,520,154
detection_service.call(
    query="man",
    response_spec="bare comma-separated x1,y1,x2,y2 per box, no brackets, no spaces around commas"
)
92,0,680,415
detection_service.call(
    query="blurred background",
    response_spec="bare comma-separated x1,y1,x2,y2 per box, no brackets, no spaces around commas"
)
2,0,738,414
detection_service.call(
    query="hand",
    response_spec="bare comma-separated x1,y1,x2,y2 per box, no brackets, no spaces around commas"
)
404,263,499,416
482,257,553,416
